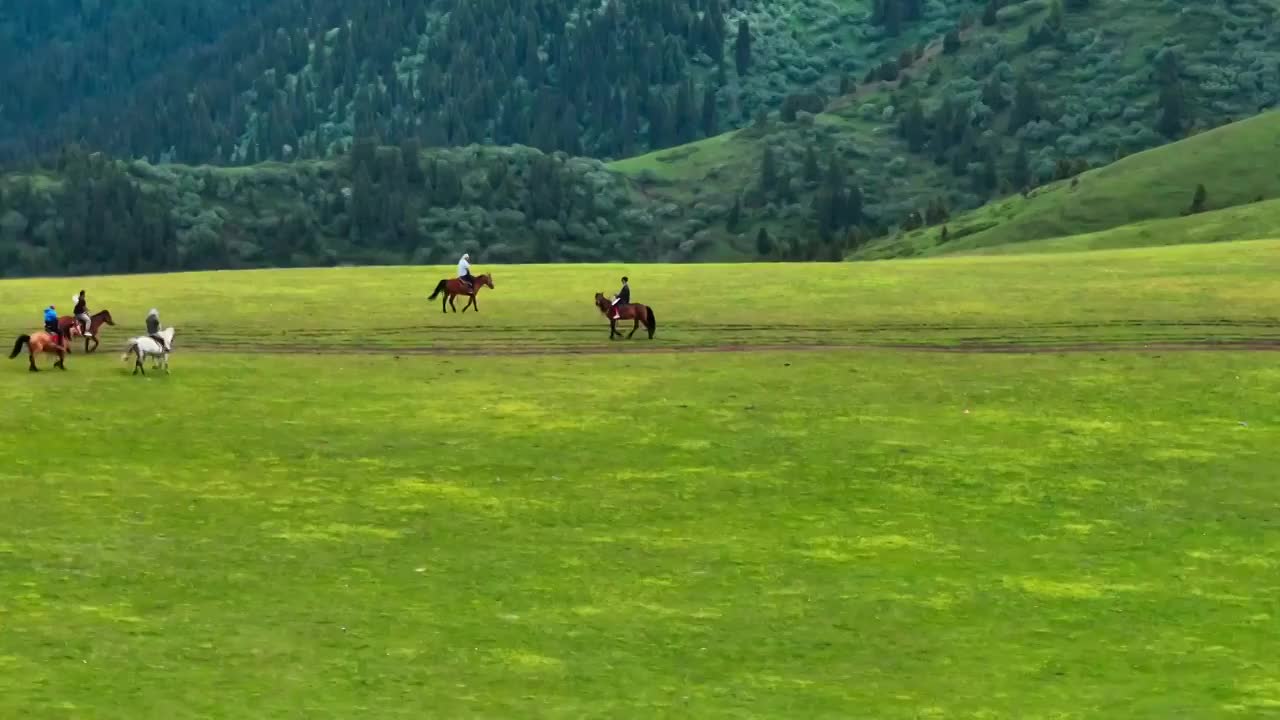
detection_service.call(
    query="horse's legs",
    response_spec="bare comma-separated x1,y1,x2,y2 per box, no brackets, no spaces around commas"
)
462,295,476,313
609,318,619,339
55,349,66,370
135,351,145,375
628,316,640,338
449,295,458,313
27,350,37,372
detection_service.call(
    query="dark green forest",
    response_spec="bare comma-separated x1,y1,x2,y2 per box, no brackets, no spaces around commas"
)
3,0,737,164
2,0,1280,276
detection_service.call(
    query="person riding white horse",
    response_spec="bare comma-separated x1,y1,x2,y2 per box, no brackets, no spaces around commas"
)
146,308,170,352
121,326,176,375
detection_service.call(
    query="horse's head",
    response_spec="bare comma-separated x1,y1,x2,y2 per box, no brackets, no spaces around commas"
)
161,327,176,345
479,273,495,289
96,309,115,325
594,292,609,312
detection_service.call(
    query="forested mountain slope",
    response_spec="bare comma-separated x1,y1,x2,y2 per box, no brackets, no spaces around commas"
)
0,0,970,166
3,0,1280,276
610,0,1280,258
0,143,702,277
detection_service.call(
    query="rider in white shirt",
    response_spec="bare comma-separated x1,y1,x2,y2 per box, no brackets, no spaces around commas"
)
457,253,475,291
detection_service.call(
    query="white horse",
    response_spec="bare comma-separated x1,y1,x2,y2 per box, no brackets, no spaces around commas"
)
121,327,176,375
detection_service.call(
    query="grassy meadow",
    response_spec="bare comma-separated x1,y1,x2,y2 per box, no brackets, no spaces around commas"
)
2,244,1280,717
3,239,1280,354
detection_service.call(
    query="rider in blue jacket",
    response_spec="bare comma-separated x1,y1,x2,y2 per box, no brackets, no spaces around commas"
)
43,306,58,338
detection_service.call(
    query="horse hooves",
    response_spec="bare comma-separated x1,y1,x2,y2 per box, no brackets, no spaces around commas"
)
28,367,38,373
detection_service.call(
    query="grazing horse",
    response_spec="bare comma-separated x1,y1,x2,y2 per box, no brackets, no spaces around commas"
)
9,325,79,371
594,292,656,340
428,273,494,313
121,327,176,375
57,309,115,353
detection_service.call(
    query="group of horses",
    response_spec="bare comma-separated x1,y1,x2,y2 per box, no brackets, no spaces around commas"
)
427,272,657,340
9,308,176,374
10,271,654,375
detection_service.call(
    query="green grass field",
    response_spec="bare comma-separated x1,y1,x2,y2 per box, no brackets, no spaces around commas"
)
3,244,1280,718
3,240,1280,354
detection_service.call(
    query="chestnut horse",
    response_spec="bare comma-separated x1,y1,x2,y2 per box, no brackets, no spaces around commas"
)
594,292,656,339
9,326,79,371
57,309,115,353
428,273,494,313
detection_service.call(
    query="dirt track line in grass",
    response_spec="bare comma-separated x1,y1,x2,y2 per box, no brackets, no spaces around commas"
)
182,318,1280,339
179,339,1280,357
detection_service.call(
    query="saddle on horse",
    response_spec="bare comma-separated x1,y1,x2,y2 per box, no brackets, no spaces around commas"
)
43,329,71,350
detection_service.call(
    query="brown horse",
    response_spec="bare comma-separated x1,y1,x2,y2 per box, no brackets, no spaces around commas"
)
428,273,494,313
595,292,656,339
9,327,78,371
57,309,115,353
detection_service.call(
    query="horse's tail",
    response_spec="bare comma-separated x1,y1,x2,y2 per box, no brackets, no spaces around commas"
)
9,335,29,359
428,279,447,300
121,341,137,362
646,306,656,336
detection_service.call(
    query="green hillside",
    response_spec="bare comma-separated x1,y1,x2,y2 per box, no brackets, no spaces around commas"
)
854,111,1280,258
966,198,1280,256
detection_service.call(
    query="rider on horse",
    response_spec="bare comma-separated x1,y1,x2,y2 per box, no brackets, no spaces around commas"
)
458,253,475,292
611,276,630,320
74,290,93,338
44,305,60,341
146,308,170,352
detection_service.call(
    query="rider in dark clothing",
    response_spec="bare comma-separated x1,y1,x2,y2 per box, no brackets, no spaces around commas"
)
610,276,630,320
74,290,92,338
